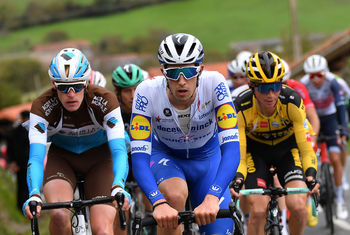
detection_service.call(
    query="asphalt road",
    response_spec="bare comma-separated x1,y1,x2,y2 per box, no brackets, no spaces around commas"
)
304,157,350,235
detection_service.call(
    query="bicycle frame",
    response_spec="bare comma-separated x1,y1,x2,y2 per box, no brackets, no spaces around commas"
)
240,187,310,235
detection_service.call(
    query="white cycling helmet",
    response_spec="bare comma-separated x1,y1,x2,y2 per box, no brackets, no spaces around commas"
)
236,51,252,73
281,59,291,82
158,33,204,65
90,70,107,87
227,59,245,75
303,54,328,74
48,48,91,82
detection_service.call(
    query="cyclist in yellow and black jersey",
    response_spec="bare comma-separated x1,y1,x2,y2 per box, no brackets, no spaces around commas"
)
232,51,318,235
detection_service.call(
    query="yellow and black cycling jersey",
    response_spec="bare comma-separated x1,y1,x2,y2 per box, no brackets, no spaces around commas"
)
234,85,317,180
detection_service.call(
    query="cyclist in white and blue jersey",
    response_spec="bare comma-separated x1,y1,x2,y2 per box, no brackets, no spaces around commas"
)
22,48,130,234
301,54,349,219
130,33,241,235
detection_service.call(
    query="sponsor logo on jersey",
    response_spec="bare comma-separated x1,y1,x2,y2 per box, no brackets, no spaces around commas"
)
92,96,108,113
260,121,268,128
210,184,222,193
163,108,172,117
149,190,159,198
131,145,149,152
271,121,279,127
42,97,59,116
107,117,118,128
222,132,239,143
34,122,46,133
257,178,266,188
216,104,237,129
130,115,151,140
135,93,148,112
214,82,229,101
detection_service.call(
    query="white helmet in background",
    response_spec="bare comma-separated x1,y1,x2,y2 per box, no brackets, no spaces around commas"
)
236,50,252,73
303,54,328,74
90,70,107,87
48,48,91,82
227,59,244,75
281,59,291,82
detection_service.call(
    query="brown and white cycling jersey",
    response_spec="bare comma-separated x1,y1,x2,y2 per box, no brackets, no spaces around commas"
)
29,84,125,154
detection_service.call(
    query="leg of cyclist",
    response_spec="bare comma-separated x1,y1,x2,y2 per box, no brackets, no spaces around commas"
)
43,179,74,235
246,195,269,235
85,144,118,234
284,180,308,235
243,152,271,235
43,144,77,235
151,153,188,235
321,114,348,219
158,177,188,235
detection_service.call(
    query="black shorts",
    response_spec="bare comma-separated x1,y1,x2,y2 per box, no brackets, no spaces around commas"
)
244,135,306,189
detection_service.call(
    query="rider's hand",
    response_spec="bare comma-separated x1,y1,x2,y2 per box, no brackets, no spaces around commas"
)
229,178,243,198
152,200,178,229
194,194,220,226
306,176,320,197
111,186,131,211
22,194,42,219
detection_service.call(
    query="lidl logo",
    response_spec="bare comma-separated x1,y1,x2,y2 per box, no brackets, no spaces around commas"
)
130,115,151,140
216,104,237,129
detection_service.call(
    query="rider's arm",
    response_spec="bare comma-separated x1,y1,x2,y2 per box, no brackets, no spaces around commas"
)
235,111,247,181
331,79,348,136
27,113,48,196
129,82,164,204
288,100,318,178
208,101,241,199
104,107,129,189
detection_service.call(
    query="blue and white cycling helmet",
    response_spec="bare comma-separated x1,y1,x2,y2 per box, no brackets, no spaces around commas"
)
48,48,91,82
158,33,204,65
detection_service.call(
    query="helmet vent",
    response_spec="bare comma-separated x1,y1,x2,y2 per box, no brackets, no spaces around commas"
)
163,44,172,58
184,57,195,63
187,43,196,57
61,53,72,61
65,65,70,77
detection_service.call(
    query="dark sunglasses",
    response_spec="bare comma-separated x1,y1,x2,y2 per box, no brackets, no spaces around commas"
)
309,72,325,79
163,66,201,81
255,82,282,94
54,81,86,93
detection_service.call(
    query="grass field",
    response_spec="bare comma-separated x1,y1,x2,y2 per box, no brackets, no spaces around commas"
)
1,0,350,54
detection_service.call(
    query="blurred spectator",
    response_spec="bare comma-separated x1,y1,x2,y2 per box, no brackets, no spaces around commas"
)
6,110,30,211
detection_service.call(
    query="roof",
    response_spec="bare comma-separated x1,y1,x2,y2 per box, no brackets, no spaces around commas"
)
0,102,32,122
291,28,350,78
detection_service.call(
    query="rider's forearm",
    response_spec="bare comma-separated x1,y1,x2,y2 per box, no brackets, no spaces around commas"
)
109,138,129,188
306,107,320,136
208,141,240,198
132,152,165,204
27,143,46,196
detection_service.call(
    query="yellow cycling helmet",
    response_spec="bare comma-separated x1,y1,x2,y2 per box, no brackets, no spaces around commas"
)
246,51,285,84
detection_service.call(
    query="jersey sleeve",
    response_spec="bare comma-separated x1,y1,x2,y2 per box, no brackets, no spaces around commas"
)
130,82,163,204
27,112,48,196
288,99,318,177
207,74,241,198
104,107,129,189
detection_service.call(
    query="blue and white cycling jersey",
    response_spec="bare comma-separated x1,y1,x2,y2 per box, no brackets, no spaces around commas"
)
300,71,347,136
130,71,240,204
27,85,128,196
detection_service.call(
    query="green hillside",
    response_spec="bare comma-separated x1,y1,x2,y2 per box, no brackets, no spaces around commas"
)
0,0,349,54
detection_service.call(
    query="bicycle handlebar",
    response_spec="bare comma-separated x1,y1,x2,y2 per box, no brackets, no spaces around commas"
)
240,187,309,196
140,209,233,227
29,192,127,234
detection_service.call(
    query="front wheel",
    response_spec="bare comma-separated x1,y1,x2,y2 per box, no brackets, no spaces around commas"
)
321,162,335,234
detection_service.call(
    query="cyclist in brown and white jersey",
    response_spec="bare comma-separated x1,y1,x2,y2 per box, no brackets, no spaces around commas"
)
22,48,130,234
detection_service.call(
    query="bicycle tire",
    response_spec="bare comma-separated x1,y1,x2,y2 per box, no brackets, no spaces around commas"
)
269,225,280,235
321,162,334,234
